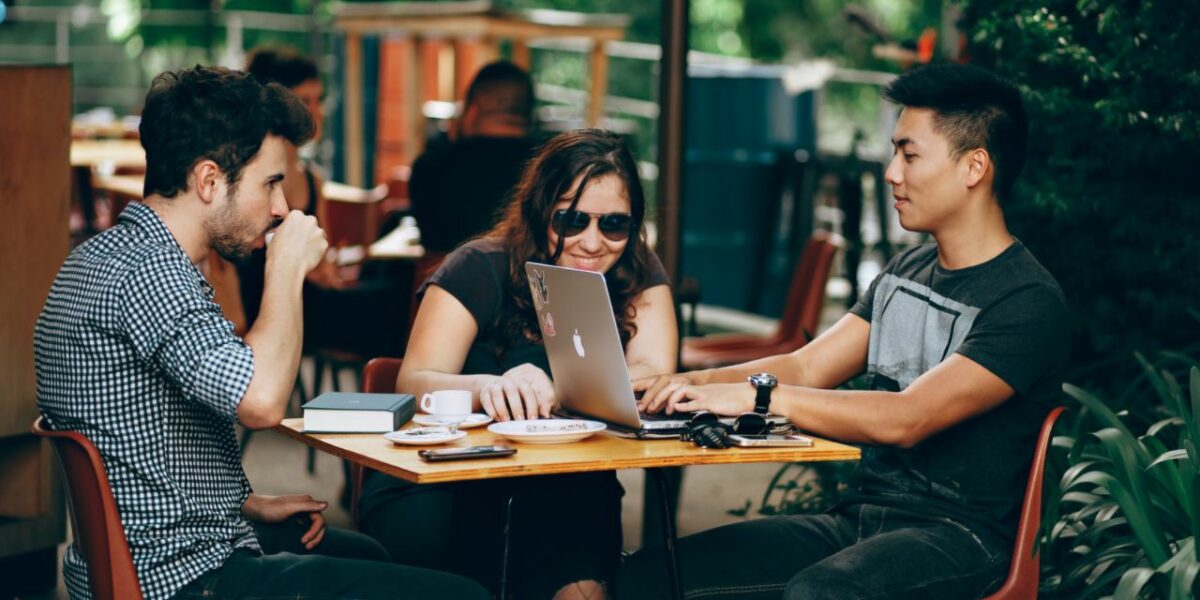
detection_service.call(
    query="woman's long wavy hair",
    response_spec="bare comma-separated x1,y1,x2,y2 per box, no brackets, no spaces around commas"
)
485,129,655,351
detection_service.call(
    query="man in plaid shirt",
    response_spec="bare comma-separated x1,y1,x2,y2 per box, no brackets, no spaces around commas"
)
35,66,487,600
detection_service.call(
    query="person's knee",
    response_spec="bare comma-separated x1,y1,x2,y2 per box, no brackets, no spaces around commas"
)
322,528,391,562
783,565,867,600
614,548,669,600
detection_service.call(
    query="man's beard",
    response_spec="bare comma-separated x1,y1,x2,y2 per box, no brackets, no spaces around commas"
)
206,191,260,265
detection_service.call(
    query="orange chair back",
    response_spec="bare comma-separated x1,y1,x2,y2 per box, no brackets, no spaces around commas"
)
363,357,404,395
776,230,841,346
983,406,1065,600
32,416,143,600
351,357,405,525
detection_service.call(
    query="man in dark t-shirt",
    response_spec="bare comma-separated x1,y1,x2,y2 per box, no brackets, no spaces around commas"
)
409,61,540,252
619,64,1070,600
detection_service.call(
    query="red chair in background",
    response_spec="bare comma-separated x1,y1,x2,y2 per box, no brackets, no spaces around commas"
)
32,416,143,600
983,405,1065,600
681,231,842,370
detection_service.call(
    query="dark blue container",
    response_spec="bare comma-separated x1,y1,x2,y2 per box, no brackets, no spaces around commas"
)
682,64,816,315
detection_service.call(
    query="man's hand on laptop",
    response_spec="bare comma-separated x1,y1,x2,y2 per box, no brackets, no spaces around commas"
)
671,383,756,416
480,363,556,421
635,374,754,417
634,372,708,414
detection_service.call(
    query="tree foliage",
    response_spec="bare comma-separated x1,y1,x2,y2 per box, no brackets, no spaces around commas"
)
961,1,1200,396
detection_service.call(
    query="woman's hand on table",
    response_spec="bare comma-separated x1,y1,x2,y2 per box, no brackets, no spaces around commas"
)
479,363,556,421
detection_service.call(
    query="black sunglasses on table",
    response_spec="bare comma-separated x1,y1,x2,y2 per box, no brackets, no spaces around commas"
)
680,411,772,448
552,209,633,242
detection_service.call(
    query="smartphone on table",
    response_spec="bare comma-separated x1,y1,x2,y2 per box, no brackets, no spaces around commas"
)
417,445,517,462
727,434,813,448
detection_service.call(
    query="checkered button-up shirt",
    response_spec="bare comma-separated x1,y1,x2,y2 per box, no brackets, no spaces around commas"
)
35,202,260,600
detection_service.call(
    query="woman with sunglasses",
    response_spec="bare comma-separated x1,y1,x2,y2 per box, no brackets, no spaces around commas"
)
357,129,677,599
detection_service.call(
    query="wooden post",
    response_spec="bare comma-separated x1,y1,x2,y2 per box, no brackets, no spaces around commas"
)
0,65,70,594
402,34,423,163
418,37,443,102
511,39,531,69
479,37,499,66
644,0,689,551
453,37,481,101
344,31,364,187
588,41,610,127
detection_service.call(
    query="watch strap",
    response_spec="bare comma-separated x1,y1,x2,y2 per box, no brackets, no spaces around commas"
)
753,384,772,414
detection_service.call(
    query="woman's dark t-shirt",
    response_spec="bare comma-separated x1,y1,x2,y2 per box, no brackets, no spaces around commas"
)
419,237,670,377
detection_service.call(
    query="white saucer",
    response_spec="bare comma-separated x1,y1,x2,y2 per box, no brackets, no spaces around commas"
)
384,427,467,446
487,419,606,444
411,413,493,429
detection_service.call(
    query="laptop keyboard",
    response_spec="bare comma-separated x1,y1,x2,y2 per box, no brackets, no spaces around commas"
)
639,411,691,422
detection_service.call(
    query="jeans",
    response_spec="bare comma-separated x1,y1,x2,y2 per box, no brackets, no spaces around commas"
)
616,503,1009,600
358,469,625,599
171,519,489,600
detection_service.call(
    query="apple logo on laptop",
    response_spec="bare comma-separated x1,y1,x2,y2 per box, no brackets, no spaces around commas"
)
572,329,586,358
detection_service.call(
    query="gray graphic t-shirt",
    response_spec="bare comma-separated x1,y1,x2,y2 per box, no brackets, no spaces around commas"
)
843,240,1069,544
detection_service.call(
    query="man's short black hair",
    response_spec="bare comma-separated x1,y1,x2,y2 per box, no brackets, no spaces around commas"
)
139,65,314,198
463,60,535,127
883,64,1028,201
245,47,319,89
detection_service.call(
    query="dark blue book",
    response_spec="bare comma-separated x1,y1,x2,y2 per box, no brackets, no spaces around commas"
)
302,392,414,433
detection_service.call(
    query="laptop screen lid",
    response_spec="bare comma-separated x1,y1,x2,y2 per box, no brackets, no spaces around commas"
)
524,261,645,431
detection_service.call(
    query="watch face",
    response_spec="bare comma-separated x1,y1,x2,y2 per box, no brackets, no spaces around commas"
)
748,373,777,387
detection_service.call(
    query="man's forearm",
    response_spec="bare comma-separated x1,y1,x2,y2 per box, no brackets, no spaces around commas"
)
239,264,306,428
692,351,809,386
771,386,915,447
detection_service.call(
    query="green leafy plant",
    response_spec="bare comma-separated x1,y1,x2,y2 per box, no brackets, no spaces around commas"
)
961,1,1200,399
1041,358,1200,599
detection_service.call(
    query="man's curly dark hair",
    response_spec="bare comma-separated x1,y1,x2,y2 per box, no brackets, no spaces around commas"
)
139,65,314,198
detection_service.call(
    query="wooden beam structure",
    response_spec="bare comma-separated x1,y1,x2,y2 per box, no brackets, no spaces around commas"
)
331,1,629,184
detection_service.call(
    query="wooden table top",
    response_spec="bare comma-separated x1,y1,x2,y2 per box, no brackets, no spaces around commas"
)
79,170,387,214
324,180,388,204
367,224,425,260
274,418,860,484
71,139,146,169
92,174,144,198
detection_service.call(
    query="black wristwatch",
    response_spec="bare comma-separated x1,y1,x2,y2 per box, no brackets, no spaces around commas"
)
747,372,777,415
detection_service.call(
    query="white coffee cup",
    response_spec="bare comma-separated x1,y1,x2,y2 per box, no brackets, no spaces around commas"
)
420,390,472,416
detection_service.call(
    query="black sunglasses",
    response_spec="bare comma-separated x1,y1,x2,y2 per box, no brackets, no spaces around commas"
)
552,209,633,242
681,411,772,449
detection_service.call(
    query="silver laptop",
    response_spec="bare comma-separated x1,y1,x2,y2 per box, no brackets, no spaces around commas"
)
524,261,787,437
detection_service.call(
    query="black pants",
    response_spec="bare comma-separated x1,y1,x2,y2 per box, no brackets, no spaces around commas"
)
358,469,624,599
616,503,1010,600
171,519,488,599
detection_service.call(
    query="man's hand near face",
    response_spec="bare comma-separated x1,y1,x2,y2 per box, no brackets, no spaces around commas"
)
267,210,327,277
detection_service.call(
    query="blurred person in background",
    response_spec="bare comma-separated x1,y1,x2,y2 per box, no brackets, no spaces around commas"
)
409,60,542,253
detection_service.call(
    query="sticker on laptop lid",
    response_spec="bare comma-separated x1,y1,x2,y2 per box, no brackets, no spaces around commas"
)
543,312,557,337
530,268,550,308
